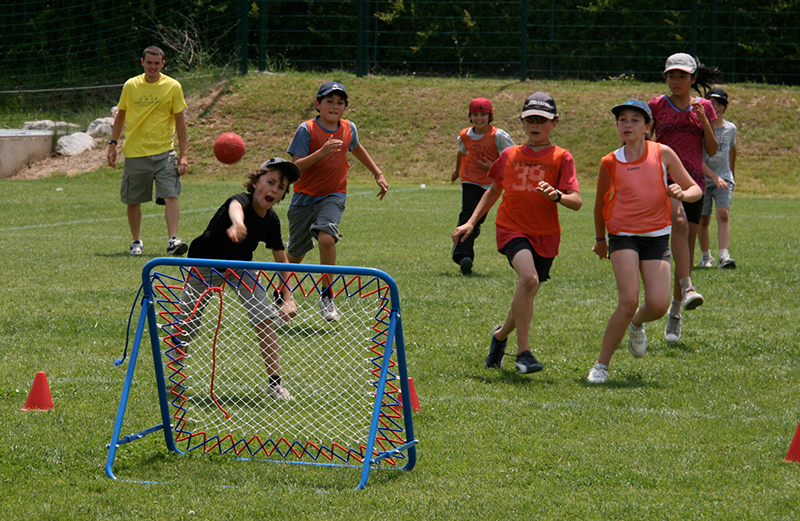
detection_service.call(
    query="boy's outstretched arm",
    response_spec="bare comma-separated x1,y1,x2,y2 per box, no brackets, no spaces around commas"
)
452,182,502,244
351,143,389,200
272,250,298,322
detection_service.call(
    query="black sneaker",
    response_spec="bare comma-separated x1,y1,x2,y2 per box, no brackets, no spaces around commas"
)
167,237,189,256
515,350,543,374
485,325,506,368
459,257,473,275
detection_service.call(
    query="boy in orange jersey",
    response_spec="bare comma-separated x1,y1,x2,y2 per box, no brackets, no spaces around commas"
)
450,97,514,275
286,81,389,322
453,92,582,374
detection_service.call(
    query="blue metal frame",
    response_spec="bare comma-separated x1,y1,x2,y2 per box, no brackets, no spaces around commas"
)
105,258,417,489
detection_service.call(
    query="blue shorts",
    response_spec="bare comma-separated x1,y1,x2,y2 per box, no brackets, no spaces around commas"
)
499,237,554,282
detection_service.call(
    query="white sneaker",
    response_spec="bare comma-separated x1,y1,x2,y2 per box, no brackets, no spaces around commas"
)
628,323,647,358
699,256,714,268
129,240,143,255
665,313,682,342
587,362,609,383
718,256,737,269
319,295,339,322
268,384,293,400
682,288,704,311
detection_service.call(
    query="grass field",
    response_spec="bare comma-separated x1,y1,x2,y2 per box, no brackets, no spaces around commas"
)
2,73,800,519
2,171,800,519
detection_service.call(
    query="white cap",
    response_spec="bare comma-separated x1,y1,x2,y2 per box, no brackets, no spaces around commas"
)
664,53,697,74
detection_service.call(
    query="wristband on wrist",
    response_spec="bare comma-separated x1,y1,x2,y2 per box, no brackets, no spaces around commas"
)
108,139,118,145
595,236,607,242
554,189,563,202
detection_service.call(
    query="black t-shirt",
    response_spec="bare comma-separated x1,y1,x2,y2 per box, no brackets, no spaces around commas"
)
188,193,285,261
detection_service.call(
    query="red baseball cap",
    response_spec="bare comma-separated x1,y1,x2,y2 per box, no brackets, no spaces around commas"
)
468,97,493,115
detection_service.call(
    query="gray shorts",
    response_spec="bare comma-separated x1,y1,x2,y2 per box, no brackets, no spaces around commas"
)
702,180,735,215
176,267,278,340
287,196,345,258
120,150,181,205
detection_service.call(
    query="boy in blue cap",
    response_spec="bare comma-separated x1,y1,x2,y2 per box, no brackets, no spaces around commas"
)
286,81,389,321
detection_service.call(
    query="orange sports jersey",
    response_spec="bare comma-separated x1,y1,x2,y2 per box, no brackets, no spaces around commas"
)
294,118,352,196
601,141,672,235
494,145,569,236
459,126,499,185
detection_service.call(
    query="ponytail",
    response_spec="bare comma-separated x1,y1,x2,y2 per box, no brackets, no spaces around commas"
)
692,57,724,96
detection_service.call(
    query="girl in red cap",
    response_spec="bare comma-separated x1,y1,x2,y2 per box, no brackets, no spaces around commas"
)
450,97,514,275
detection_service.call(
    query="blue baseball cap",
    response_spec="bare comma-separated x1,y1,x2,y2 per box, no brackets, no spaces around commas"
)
611,99,653,123
317,81,348,99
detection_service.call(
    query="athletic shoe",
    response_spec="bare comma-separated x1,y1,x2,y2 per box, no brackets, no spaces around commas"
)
587,362,609,383
459,257,473,275
665,313,682,342
485,325,506,369
718,256,737,269
319,295,339,322
682,288,704,311
167,237,189,256
268,384,293,400
515,350,544,374
628,323,647,358
699,256,714,268
129,240,143,255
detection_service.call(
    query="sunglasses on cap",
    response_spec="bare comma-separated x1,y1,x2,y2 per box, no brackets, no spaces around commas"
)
523,115,552,124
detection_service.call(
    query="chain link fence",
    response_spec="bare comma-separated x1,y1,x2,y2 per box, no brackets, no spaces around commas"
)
2,0,798,124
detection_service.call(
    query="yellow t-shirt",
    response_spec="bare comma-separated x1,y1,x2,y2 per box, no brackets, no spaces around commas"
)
118,73,186,158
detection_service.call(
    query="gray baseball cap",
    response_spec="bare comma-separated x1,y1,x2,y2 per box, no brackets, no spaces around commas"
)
259,157,301,184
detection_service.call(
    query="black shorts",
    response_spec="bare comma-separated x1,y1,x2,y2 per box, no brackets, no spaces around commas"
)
682,198,703,225
608,234,671,261
668,180,703,225
499,237,554,282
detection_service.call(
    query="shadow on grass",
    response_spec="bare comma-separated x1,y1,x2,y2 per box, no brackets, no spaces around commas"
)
468,370,556,387
664,339,695,354
435,269,492,280
578,372,659,389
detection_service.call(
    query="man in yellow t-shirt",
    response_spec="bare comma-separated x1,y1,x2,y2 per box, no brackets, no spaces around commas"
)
107,46,189,256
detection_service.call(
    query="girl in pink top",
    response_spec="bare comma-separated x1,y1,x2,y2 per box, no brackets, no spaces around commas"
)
648,53,722,343
588,100,701,384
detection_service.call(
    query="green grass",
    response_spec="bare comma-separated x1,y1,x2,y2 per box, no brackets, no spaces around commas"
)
2,170,800,519
179,73,800,196
2,73,800,519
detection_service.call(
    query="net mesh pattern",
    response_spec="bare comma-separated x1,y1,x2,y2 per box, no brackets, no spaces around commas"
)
150,265,408,466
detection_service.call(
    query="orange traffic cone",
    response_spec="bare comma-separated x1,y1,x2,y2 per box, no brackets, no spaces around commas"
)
22,372,54,411
786,422,800,462
398,377,421,412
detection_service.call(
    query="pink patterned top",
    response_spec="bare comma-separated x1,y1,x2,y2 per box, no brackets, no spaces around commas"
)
648,95,717,190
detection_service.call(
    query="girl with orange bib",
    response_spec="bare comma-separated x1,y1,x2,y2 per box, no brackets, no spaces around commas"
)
587,100,702,384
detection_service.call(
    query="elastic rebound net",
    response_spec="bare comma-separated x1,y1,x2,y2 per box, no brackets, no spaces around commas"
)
149,264,409,467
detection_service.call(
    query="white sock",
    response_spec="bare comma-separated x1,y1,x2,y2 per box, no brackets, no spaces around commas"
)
719,248,730,259
680,277,693,296
701,250,712,260
669,298,682,316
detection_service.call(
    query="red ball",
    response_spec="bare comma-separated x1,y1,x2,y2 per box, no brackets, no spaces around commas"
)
213,132,246,164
